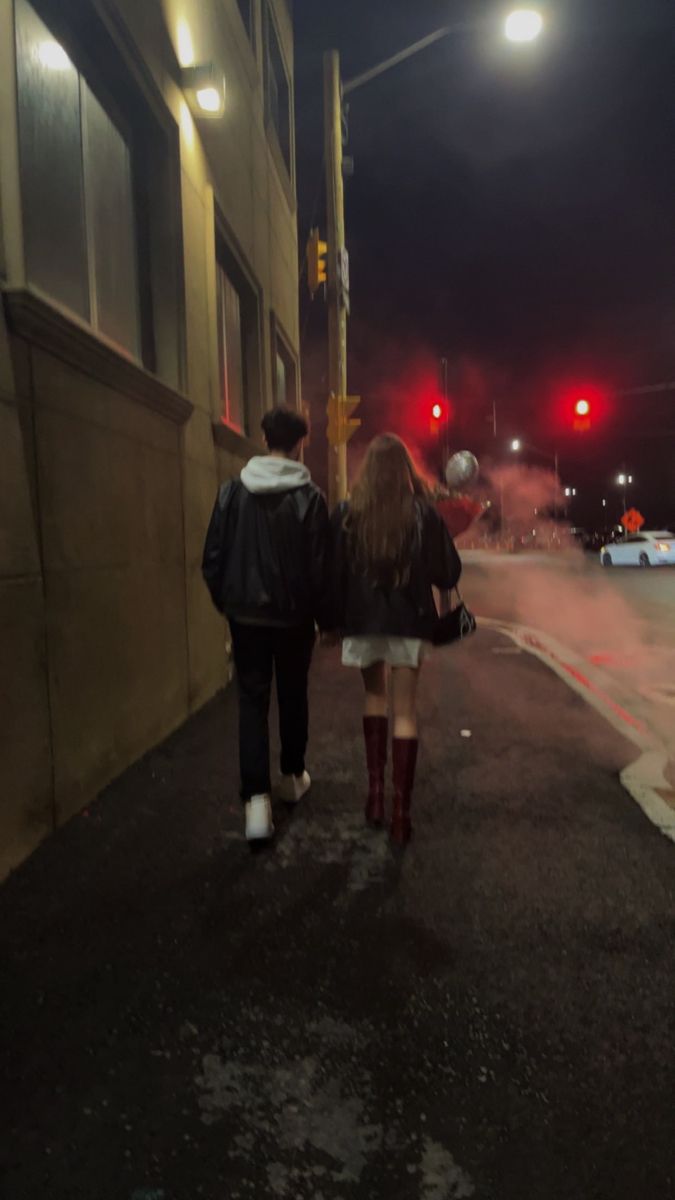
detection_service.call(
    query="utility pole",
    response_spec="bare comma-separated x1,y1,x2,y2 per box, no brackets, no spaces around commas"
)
324,50,349,510
316,15,543,506
440,357,449,481
491,398,505,538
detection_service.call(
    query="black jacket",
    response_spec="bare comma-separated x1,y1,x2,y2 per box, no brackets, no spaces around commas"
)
202,470,330,627
330,500,462,639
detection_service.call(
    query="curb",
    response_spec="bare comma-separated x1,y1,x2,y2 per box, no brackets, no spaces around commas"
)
480,617,675,847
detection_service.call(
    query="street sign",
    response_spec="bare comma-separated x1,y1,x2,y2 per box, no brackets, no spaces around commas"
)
327,394,361,446
621,509,645,533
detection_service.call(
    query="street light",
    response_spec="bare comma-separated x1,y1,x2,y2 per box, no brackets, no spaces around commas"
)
510,437,560,516
510,438,558,478
322,10,545,506
564,487,577,498
616,472,634,514
505,9,545,43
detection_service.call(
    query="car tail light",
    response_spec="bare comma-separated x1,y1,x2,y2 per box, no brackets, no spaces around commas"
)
656,542,671,552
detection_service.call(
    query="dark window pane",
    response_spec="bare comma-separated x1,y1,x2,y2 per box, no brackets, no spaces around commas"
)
82,82,139,356
217,265,246,433
274,332,296,408
16,0,89,319
275,351,286,405
236,0,253,39
265,8,291,172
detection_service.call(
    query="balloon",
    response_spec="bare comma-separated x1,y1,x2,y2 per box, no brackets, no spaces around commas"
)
445,451,479,489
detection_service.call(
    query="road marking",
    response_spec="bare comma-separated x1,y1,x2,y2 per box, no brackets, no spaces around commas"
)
480,617,675,846
639,684,675,708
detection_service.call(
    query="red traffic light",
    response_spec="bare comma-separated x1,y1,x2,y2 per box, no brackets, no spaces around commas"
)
572,395,592,431
431,403,443,420
554,383,608,436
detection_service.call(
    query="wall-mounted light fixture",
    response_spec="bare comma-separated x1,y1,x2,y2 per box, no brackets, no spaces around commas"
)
181,63,225,118
38,40,72,71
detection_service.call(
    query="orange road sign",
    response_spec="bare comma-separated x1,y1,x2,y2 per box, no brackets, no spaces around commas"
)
621,509,645,533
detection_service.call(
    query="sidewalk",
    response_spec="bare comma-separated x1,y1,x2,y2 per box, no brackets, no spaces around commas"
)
2,630,675,1199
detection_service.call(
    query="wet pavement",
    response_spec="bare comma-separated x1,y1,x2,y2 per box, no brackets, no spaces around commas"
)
2,629,675,1199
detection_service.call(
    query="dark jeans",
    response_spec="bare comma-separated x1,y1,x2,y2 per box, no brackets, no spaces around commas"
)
229,620,315,801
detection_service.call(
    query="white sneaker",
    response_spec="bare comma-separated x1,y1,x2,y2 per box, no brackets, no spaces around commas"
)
245,794,274,842
278,770,311,805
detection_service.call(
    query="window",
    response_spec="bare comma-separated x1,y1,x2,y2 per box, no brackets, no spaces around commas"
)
263,4,291,175
272,319,297,408
235,0,254,42
15,0,139,357
215,231,261,436
13,0,184,390
275,350,286,406
217,266,246,433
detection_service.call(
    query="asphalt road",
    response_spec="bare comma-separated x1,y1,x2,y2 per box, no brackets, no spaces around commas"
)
462,550,675,642
2,625,675,1199
462,550,675,761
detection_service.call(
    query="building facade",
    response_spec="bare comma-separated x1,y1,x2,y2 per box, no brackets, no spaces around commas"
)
0,0,300,875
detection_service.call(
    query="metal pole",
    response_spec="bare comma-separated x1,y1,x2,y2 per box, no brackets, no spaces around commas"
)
440,356,449,480
324,50,348,509
343,23,467,95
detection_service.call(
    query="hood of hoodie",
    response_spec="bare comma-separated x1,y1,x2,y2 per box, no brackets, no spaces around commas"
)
240,456,311,495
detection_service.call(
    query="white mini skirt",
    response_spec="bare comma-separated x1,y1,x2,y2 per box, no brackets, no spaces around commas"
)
341,636,428,669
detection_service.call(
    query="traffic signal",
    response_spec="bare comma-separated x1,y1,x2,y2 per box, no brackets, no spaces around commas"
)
307,227,327,296
327,394,361,446
432,403,443,421
573,397,591,431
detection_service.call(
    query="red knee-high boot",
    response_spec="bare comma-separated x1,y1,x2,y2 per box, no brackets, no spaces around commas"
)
363,716,388,827
391,738,418,845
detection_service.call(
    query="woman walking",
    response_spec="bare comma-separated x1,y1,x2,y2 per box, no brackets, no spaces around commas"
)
331,434,462,845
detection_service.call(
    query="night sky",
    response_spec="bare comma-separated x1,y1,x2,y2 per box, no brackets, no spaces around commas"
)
293,0,675,526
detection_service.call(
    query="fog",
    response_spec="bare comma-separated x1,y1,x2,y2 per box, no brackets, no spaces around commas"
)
451,460,675,703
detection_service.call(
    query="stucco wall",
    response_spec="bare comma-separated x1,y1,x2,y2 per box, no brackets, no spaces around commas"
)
0,0,299,876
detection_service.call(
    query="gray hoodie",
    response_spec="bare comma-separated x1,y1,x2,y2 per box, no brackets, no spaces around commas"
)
240,456,311,494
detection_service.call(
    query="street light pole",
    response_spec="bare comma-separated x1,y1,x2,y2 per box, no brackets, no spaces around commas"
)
440,356,449,479
617,472,632,514
324,50,348,511
511,439,561,517
322,11,544,504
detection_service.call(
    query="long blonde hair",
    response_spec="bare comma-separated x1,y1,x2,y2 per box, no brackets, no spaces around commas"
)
347,434,431,587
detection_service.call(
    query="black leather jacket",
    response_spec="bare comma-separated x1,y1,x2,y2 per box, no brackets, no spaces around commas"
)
330,500,462,639
202,478,331,626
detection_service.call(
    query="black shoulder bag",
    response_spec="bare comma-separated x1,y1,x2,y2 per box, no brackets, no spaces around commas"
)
432,588,477,647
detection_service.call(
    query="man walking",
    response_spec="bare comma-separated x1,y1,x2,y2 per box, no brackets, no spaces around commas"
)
202,406,330,842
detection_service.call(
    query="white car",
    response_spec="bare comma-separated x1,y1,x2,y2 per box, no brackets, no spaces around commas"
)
600,531,675,567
